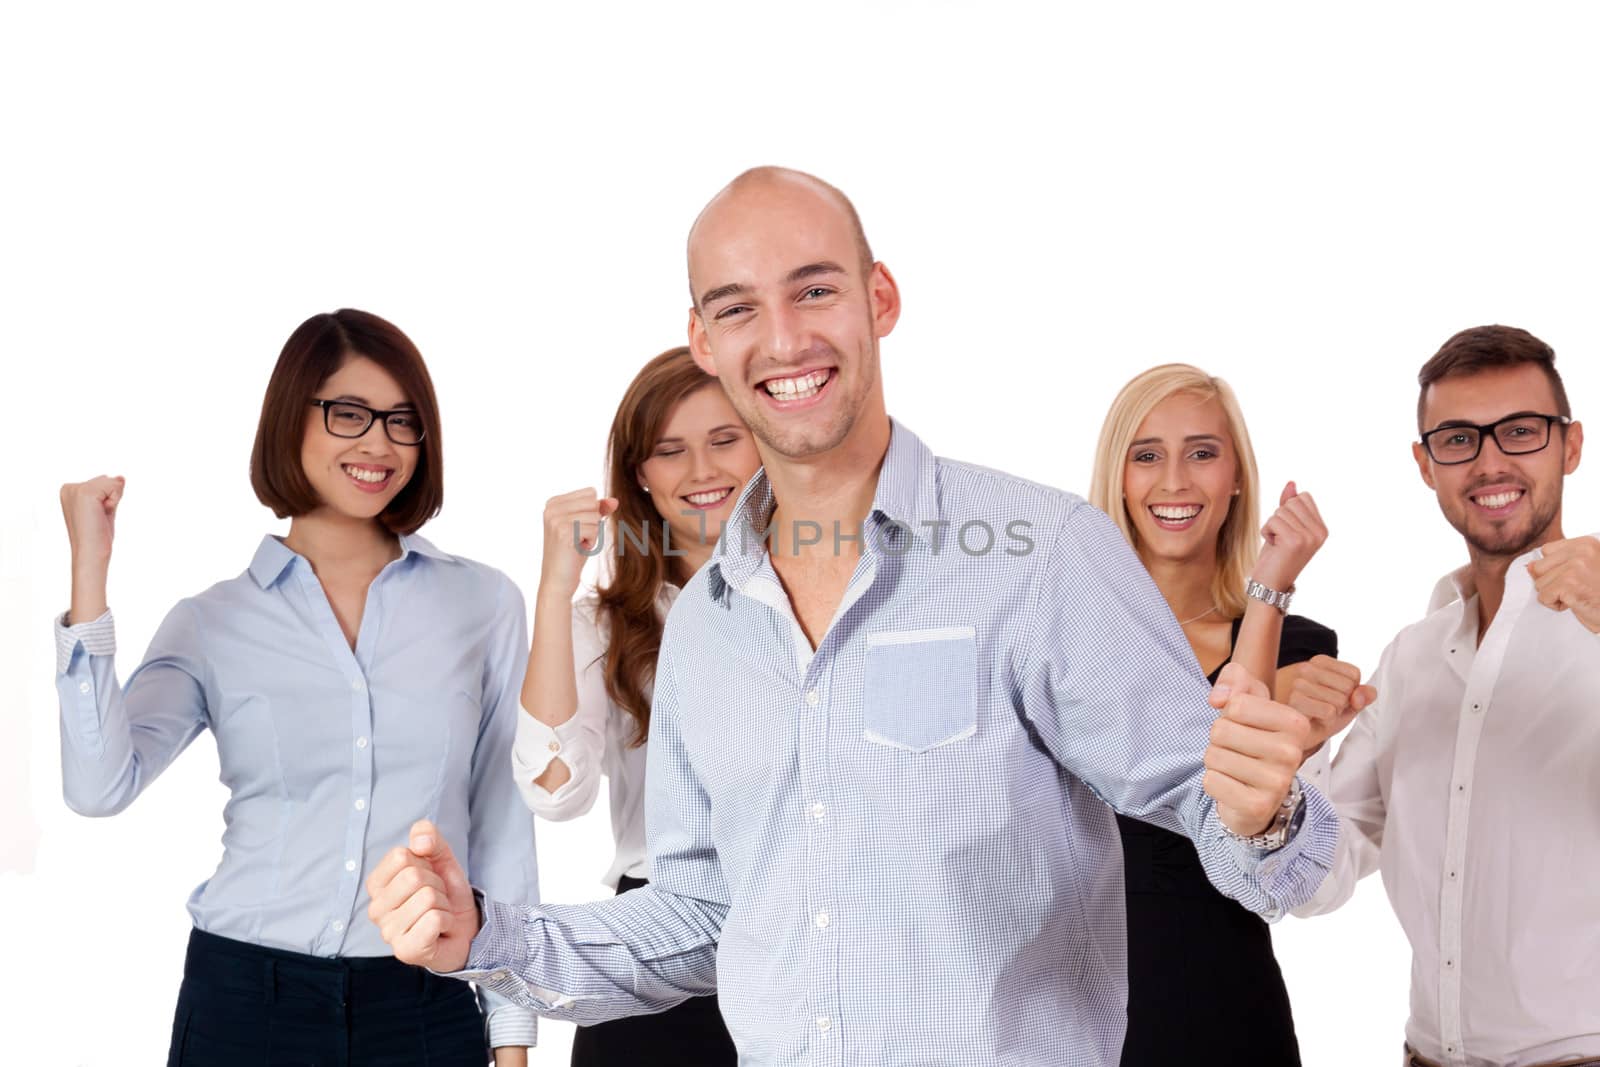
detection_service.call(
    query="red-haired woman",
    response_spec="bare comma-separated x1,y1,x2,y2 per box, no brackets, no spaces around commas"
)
511,346,760,1067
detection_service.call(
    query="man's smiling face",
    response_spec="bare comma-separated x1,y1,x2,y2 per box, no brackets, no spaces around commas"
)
686,170,897,460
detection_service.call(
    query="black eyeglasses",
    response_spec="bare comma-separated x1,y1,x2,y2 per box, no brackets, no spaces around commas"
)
1419,413,1570,465
309,399,426,445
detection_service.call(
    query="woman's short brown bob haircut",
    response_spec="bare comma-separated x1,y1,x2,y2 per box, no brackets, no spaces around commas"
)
250,309,444,535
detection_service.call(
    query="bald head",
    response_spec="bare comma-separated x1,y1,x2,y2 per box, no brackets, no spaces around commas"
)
687,167,874,308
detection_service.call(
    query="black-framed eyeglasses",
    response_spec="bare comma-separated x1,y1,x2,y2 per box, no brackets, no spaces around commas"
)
1419,412,1570,465
309,399,426,445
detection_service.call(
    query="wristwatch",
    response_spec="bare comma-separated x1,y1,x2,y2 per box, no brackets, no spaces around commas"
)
1222,778,1303,851
1244,577,1294,615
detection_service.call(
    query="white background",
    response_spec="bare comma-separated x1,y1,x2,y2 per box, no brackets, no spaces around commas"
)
3,2,1597,1063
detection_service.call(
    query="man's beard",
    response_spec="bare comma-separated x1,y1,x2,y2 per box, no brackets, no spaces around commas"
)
1451,489,1561,559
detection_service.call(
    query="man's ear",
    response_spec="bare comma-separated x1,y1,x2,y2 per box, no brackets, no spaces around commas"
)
867,261,902,339
686,307,718,376
1412,440,1437,490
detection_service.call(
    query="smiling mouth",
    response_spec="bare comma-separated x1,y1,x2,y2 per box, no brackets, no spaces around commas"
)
759,367,832,403
1149,504,1203,529
681,487,735,510
343,463,394,493
1470,488,1524,513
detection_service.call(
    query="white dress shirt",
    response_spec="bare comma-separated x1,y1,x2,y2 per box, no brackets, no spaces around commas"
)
1296,535,1600,1067
512,586,678,889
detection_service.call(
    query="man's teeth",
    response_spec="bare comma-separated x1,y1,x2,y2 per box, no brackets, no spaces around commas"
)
344,465,390,484
686,489,731,506
764,369,830,399
1473,490,1523,509
1152,505,1202,521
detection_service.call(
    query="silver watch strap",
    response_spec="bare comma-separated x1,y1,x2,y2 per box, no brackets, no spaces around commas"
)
1244,578,1293,615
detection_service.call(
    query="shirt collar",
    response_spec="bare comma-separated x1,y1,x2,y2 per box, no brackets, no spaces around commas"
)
247,531,452,590
1427,541,1551,616
707,418,939,600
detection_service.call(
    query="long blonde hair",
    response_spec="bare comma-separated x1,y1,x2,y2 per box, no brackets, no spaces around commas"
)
1089,363,1260,619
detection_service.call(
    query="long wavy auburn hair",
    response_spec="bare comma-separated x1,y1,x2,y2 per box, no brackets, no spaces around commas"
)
596,347,733,746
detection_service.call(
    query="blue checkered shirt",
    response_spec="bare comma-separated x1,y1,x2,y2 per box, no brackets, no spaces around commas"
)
457,420,1336,1065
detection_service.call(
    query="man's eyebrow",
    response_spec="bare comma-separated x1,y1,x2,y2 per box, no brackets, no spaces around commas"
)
1427,411,1542,431
698,262,849,309
786,261,847,284
698,282,749,308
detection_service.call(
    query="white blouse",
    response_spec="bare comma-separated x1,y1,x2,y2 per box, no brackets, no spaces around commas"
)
512,585,678,889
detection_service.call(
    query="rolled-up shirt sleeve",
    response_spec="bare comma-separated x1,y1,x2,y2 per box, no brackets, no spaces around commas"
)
56,605,209,817
1017,502,1337,919
510,600,609,821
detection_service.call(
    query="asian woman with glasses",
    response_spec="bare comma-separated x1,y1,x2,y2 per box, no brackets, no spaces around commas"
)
54,309,539,1066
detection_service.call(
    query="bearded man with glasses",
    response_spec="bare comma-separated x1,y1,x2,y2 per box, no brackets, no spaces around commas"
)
1293,324,1600,1067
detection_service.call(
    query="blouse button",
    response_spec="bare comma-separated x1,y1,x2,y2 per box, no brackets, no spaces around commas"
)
548,740,561,754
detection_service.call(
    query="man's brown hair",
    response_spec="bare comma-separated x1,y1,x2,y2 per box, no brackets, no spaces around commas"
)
1417,324,1571,431
250,309,444,534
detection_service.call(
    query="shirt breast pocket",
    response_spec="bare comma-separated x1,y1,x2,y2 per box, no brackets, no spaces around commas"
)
861,626,978,753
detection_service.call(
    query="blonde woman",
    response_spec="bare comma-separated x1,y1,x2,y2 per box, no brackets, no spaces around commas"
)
1090,363,1360,1065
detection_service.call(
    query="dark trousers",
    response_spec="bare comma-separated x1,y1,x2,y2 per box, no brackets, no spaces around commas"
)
168,927,489,1066
570,875,737,1067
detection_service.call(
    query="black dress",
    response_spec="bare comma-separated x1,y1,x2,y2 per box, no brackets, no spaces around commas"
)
1117,614,1336,1067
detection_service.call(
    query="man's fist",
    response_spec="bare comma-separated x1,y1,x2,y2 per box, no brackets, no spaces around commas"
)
1528,535,1600,633
1203,663,1312,837
366,820,480,972
1277,655,1376,758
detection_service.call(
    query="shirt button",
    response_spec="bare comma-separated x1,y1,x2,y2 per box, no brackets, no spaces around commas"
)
805,689,819,707
810,802,826,822
345,859,357,872
814,911,830,930
548,740,561,754
352,679,366,692
354,798,367,811
1471,702,1480,712
815,1016,831,1033
78,681,92,694
331,920,345,932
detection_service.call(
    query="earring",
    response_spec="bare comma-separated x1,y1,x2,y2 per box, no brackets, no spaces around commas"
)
641,486,651,495
1231,488,1241,496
